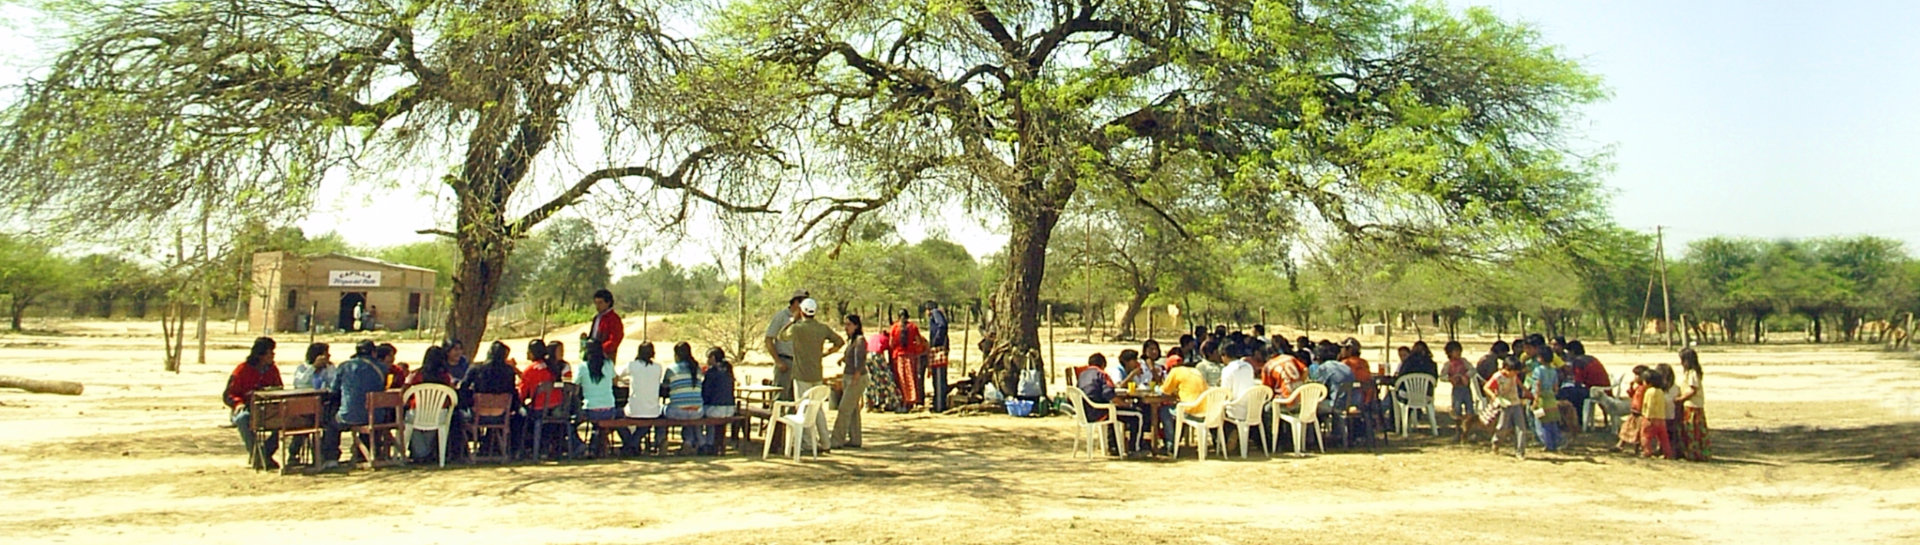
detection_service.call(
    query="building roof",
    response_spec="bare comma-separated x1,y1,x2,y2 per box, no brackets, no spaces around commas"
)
311,253,440,275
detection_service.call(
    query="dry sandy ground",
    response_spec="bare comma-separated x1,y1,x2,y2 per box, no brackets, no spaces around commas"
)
2,320,1919,544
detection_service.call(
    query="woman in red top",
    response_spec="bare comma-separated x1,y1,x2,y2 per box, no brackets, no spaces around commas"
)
224,337,283,470
889,311,926,409
516,340,561,411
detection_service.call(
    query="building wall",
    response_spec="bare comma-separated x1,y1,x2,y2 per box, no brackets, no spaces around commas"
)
249,252,438,334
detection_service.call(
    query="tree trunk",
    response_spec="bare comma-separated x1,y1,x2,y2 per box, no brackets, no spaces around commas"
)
1812,315,1824,343
977,200,1061,399
1116,288,1149,341
0,375,84,395
446,226,513,351
8,300,24,331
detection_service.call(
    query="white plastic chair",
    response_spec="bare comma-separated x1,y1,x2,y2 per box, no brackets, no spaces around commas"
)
400,384,458,468
764,385,831,461
1581,386,1610,432
1272,383,1327,455
1223,385,1273,459
1062,387,1132,458
1393,374,1439,437
1171,388,1230,461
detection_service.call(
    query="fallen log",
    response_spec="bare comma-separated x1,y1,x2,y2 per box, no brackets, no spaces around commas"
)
0,376,84,396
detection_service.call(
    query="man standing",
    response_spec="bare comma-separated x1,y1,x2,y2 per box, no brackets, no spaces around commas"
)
778,298,844,448
763,290,808,401
584,289,624,363
925,302,950,412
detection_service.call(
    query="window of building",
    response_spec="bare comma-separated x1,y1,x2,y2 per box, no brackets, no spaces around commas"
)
286,290,298,310
408,293,422,315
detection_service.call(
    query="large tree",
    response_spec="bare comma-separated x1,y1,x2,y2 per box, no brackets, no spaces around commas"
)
734,0,1604,393
0,0,792,349
0,235,74,331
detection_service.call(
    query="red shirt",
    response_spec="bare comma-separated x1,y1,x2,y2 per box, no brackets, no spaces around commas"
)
224,361,284,408
1573,357,1611,388
889,321,924,362
590,308,625,361
1261,355,1308,401
517,360,562,410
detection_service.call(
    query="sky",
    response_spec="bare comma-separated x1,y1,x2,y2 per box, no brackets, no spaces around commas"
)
4,1,1919,270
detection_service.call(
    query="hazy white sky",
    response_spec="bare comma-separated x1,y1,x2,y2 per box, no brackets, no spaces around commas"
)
5,1,1918,270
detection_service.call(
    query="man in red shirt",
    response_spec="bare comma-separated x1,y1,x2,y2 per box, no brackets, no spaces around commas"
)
225,337,284,470
584,289,624,363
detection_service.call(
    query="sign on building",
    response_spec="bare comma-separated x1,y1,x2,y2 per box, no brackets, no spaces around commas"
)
328,270,382,287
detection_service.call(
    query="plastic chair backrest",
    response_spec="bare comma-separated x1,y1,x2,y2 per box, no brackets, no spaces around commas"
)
1295,383,1328,425
800,385,831,425
1228,385,1273,423
1196,387,1230,427
1395,375,1435,405
403,384,457,431
1061,386,1089,419
1588,386,1608,399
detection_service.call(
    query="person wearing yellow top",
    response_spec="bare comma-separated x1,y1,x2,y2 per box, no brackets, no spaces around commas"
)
1638,368,1673,459
1156,357,1211,446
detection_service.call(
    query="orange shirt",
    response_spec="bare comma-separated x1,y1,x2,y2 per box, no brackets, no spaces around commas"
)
1342,357,1374,402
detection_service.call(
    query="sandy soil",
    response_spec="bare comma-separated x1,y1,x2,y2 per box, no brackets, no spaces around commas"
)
2,320,1919,544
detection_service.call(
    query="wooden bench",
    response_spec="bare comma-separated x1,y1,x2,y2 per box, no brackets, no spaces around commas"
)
589,416,751,455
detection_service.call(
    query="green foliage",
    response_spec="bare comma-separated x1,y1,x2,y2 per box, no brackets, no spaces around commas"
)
511,218,612,310
0,235,75,330
373,240,460,292
612,259,735,314
759,236,982,319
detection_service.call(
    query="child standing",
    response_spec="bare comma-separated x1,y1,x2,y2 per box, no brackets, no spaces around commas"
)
1441,341,1474,434
1615,365,1650,452
1638,368,1674,459
1485,359,1529,459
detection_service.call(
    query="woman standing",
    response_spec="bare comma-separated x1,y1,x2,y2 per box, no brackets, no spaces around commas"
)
832,314,869,449
863,329,903,412
1673,348,1711,461
224,337,283,469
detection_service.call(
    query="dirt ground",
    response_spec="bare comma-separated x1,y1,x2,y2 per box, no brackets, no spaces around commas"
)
3,320,1919,544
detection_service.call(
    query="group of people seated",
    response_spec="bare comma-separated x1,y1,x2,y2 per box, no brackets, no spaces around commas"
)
223,333,743,471
1066,325,1712,461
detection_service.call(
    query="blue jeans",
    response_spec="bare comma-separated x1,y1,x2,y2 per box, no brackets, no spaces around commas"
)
1451,385,1474,419
930,365,949,412
666,407,708,450
1532,410,1565,451
571,407,619,454
232,408,277,466
701,405,735,451
618,419,666,455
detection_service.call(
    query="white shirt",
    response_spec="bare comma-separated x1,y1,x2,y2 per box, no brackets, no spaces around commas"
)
620,358,666,418
1222,357,1258,420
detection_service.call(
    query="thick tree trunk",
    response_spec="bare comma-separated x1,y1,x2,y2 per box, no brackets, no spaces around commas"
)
1812,315,1824,343
978,201,1061,399
446,225,512,351
1116,288,1149,341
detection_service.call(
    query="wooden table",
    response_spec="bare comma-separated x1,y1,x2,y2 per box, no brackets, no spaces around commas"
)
1111,390,1179,455
735,385,782,408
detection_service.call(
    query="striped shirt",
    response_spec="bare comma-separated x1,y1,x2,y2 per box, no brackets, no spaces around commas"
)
665,358,703,411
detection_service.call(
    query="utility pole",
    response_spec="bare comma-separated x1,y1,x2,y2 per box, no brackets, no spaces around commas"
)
1657,226,1674,349
1084,218,1093,343
195,191,210,365
737,246,748,360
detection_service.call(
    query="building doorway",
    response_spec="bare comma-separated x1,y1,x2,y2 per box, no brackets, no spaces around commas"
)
338,292,367,331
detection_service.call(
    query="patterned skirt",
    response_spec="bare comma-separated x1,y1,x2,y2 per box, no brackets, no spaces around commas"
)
864,355,903,412
1675,406,1711,461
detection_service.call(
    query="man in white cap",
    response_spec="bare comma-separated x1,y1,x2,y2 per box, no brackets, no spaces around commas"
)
778,298,844,449
763,289,810,401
